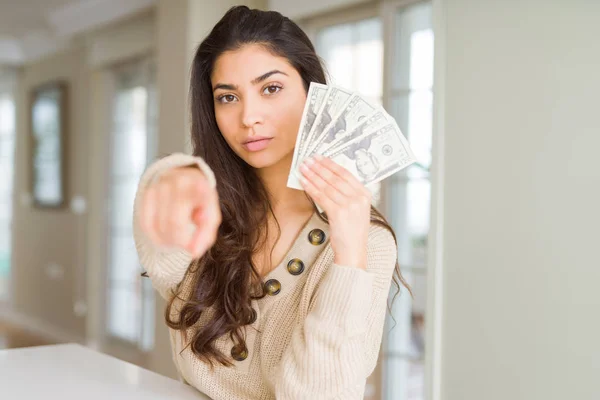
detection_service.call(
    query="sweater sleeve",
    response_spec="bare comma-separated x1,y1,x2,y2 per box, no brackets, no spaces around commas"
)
132,152,216,300
273,225,399,399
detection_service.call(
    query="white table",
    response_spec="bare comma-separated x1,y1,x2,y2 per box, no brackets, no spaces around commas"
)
0,343,211,399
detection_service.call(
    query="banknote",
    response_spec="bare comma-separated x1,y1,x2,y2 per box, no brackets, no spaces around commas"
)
286,83,415,191
320,108,390,156
287,82,328,189
304,94,378,157
300,85,353,159
325,121,416,186
288,85,353,189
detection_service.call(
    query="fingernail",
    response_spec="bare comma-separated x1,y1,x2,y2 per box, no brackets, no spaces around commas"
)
304,158,315,166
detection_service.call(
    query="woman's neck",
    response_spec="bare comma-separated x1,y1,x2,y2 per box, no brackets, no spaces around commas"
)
256,152,313,216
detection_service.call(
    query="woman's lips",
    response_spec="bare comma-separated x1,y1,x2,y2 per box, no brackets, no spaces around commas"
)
242,138,273,152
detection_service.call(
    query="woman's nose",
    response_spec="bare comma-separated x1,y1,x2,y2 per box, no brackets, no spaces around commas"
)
241,102,264,128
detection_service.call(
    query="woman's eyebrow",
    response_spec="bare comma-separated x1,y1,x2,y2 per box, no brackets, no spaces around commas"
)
213,70,288,92
251,69,288,85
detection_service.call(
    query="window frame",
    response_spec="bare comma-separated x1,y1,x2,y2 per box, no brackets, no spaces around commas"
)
102,55,157,357
0,68,17,306
381,2,440,400
300,1,442,398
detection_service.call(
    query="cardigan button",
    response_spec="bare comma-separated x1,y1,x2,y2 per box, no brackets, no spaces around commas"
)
264,279,281,296
308,229,326,245
231,343,248,361
287,258,305,276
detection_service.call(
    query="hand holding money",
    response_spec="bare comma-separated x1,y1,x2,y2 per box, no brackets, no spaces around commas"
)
287,82,416,192
298,155,371,269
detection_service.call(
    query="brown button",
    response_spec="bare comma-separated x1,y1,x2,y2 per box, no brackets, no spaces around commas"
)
264,279,281,296
247,308,257,325
308,229,326,245
287,258,305,275
231,343,248,361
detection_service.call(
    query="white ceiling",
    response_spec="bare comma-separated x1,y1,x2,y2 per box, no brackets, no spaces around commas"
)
0,0,155,65
0,0,75,37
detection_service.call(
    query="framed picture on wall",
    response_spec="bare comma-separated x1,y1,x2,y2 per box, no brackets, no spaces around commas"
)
29,81,67,208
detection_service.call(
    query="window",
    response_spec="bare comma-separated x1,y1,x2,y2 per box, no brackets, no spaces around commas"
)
382,2,433,400
310,1,433,398
315,17,383,105
106,58,157,351
0,72,16,303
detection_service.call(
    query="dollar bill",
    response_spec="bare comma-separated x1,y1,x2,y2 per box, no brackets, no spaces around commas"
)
321,108,390,156
300,85,353,159
304,94,378,157
287,82,328,189
325,121,416,186
288,85,353,189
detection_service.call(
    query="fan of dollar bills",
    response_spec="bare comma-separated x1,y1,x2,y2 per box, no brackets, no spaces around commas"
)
287,82,416,190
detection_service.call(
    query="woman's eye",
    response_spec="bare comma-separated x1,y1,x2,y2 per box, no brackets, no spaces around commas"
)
263,85,282,95
218,94,237,104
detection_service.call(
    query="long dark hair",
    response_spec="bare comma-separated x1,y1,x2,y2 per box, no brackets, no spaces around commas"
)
164,5,413,369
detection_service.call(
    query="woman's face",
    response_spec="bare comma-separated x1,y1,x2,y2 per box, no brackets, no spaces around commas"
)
211,44,306,170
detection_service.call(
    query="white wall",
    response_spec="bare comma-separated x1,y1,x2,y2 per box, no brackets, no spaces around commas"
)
11,42,90,343
436,0,600,399
268,0,374,19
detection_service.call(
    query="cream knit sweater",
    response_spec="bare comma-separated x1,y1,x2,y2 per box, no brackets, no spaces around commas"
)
132,153,398,400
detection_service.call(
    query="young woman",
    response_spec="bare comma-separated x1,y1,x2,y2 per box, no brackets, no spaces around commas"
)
134,6,412,399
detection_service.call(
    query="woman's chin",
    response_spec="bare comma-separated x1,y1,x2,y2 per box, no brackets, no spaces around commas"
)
243,153,278,169
243,151,290,171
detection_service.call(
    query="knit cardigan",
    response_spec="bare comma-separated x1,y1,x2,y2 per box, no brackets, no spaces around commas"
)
132,153,398,400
